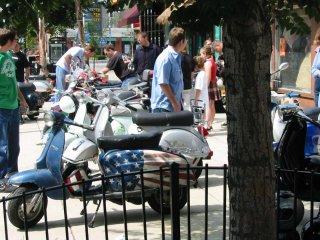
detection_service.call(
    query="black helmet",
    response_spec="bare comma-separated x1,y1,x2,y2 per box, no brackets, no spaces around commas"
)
277,191,305,232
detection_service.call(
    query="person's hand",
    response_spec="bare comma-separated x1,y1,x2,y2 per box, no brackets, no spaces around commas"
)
172,100,181,112
20,99,29,110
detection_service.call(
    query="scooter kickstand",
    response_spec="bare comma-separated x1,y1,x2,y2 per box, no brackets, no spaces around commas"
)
89,200,102,228
80,201,90,215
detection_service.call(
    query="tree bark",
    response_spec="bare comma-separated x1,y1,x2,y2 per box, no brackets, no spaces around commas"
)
75,0,85,47
224,1,276,239
38,17,47,76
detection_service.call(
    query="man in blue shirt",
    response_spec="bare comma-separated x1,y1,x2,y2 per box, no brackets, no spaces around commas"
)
151,27,187,112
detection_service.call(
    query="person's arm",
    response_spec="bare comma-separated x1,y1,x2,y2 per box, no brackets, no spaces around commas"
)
102,55,116,74
204,61,212,87
17,87,28,108
194,89,201,101
312,48,320,78
101,67,110,74
160,84,181,112
64,54,72,69
24,66,30,83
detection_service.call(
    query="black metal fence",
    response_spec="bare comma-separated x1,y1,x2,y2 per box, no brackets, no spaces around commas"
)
1,165,319,240
0,164,228,240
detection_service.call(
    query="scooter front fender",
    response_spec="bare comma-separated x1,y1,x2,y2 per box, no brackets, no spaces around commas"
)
8,169,69,200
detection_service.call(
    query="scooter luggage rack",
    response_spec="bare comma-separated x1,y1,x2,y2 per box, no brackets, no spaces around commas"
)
190,99,206,125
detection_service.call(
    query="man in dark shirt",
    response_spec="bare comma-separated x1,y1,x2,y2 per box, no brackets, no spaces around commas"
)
132,32,161,76
181,47,195,110
11,43,30,83
101,43,136,89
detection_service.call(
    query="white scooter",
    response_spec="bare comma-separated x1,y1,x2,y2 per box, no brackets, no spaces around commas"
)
60,88,211,179
102,89,212,178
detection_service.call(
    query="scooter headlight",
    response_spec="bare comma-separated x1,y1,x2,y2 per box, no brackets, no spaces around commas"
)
96,89,111,104
59,94,77,114
44,111,55,127
96,90,107,102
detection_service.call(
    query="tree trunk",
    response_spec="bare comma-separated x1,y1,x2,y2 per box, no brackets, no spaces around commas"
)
224,1,276,239
75,0,85,47
38,17,47,76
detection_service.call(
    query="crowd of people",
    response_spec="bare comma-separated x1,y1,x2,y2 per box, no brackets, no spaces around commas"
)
94,27,225,131
0,26,225,192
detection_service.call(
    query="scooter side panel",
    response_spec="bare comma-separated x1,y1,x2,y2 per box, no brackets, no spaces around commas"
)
8,169,69,200
99,149,193,192
159,129,211,159
63,137,98,164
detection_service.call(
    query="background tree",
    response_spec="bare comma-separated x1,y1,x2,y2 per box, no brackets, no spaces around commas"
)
101,0,320,239
0,0,94,73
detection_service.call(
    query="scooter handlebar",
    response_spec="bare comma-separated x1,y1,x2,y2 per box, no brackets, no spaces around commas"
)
125,103,137,112
64,118,95,131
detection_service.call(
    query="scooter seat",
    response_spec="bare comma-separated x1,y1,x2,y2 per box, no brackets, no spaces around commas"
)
18,82,36,92
132,111,194,126
97,130,162,152
115,90,136,100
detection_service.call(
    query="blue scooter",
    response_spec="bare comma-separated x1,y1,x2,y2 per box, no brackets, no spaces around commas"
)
7,111,193,229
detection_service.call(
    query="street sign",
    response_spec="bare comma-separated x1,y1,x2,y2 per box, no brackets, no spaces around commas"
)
99,38,107,47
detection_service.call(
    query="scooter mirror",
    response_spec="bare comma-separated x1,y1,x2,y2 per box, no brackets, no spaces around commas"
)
279,62,289,71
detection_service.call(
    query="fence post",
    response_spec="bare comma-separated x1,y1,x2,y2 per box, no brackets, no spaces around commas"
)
170,162,180,240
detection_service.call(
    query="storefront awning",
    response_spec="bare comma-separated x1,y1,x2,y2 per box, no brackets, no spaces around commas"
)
117,5,140,27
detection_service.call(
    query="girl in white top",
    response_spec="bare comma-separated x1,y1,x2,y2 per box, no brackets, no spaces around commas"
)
193,55,209,112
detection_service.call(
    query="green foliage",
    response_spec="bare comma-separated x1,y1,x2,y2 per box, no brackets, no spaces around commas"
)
101,0,320,35
94,54,107,60
0,0,95,36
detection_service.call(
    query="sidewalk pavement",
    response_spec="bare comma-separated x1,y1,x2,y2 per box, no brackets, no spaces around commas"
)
0,106,229,240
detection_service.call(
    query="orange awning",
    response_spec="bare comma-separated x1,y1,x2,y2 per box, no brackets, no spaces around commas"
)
117,5,140,27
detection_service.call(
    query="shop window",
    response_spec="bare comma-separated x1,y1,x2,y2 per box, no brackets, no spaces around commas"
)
274,11,311,93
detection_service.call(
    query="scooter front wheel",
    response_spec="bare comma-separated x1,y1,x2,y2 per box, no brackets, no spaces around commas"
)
7,186,48,229
148,187,187,214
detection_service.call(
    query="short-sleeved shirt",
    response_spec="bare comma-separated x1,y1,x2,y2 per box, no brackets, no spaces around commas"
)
312,46,320,79
11,51,30,82
0,52,18,109
194,70,209,107
56,47,85,72
106,52,133,80
151,46,184,112
132,43,161,75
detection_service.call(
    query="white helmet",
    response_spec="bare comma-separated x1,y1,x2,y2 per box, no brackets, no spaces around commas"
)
59,94,78,114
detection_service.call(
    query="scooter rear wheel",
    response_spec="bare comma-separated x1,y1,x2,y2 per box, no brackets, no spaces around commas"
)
148,187,187,214
7,186,48,229
193,159,203,179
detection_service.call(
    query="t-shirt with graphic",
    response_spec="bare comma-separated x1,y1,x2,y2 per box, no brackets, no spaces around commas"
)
106,52,133,81
0,51,18,109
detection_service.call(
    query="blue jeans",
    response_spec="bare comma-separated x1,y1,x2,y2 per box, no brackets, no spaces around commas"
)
152,108,171,113
0,108,20,178
314,77,320,107
121,76,139,90
55,66,69,92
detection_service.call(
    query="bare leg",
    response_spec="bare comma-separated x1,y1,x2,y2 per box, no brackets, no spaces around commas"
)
206,100,216,129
